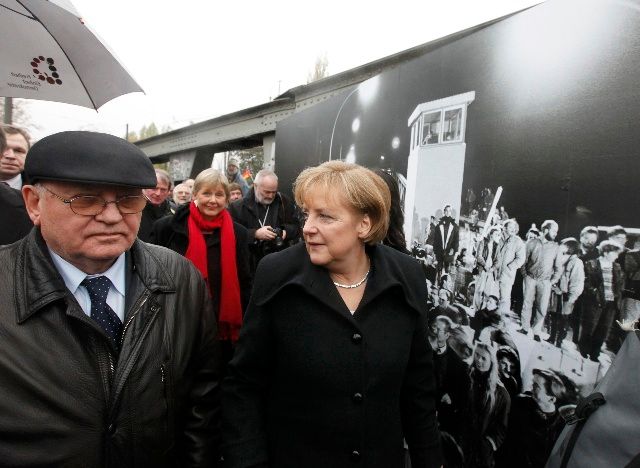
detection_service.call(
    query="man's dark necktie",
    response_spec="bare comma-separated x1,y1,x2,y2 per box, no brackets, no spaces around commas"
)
81,276,123,348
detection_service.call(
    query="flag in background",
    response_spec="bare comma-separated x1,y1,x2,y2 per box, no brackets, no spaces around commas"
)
242,167,253,184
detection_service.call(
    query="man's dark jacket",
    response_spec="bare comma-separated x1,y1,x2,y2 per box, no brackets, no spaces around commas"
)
0,229,221,467
228,188,299,270
0,182,32,245
432,217,459,266
222,242,442,468
138,200,174,242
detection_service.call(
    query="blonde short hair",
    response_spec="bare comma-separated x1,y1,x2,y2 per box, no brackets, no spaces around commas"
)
193,168,230,199
294,161,391,245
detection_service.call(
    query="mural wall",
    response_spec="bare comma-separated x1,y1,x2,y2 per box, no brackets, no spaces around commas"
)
274,0,640,465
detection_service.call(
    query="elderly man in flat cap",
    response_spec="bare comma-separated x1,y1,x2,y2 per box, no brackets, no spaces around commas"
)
0,131,221,467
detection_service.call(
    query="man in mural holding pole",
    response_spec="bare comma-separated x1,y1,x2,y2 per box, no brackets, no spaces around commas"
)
518,220,561,341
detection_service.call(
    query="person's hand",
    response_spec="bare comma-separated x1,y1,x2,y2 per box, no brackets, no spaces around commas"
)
255,225,277,241
281,229,287,240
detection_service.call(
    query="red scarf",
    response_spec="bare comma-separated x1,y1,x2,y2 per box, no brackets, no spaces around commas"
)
185,201,242,341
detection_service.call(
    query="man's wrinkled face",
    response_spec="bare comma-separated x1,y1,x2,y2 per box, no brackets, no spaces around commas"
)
0,133,28,179
255,175,278,205
227,164,238,176
24,181,142,274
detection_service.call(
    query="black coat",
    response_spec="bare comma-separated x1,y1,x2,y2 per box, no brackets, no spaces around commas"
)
222,242,442,468
462,377,511,468
138,200,174,242
228,188,299,271
433,346,470,437
0,182,32,245
500,395,564,468
432,217,459,265
0,229,222,467
148,203,253,314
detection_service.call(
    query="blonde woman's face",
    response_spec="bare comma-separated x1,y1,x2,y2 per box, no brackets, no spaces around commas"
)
194,184,228,220
474,348,491,373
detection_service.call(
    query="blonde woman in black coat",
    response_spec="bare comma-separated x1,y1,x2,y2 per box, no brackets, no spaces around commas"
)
222,161,442,468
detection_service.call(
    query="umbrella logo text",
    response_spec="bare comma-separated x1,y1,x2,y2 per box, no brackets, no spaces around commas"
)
30,56,62,85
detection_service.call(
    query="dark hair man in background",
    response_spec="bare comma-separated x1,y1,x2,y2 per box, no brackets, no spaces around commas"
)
0,126,32,244
0,124,30,189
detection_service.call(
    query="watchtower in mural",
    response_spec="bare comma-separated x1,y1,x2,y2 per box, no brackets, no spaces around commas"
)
404,91,475,245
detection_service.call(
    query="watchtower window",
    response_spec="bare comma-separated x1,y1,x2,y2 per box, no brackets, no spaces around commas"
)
443,107,463,142
421,111,441,145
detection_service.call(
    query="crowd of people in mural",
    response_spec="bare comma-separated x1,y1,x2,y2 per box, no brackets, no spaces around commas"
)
409,194,639,467
1,123,638,467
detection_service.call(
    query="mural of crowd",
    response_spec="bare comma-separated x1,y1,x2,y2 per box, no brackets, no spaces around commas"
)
412,195,639,468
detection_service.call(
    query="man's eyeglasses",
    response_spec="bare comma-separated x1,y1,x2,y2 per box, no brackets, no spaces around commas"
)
43,186,148,216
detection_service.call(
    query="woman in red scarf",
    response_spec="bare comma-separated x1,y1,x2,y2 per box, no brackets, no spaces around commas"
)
150,168,252,363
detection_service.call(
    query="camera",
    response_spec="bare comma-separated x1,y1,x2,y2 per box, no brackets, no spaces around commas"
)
412,241,426,259
269,227,285,249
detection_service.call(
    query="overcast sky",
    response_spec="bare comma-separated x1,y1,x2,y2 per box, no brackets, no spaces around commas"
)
23,0,541,140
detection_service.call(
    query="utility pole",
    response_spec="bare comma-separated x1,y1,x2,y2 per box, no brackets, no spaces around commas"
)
3,97,13,124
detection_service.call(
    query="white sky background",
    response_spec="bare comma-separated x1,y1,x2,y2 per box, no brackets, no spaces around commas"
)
24,0,541,141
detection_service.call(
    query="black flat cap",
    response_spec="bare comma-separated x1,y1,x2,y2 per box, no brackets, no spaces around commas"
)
24,131,157,188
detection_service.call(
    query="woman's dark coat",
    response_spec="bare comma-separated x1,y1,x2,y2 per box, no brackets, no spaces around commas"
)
149,203,253,314
221,242,443,468
462,380,510,468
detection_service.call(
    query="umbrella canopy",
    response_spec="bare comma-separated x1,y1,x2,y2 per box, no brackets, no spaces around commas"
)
0,0,143,110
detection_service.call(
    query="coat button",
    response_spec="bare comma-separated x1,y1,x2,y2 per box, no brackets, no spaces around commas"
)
350,450,361,462
352,392,363,404
351,333,362,343
107,423,116,435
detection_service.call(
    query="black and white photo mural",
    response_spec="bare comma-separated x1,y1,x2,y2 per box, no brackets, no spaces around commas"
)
274,0,640,466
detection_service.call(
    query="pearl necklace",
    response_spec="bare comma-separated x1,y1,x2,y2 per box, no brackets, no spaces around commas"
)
332,268,370,289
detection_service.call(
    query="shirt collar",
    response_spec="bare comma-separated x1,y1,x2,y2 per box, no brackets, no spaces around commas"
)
4,173,22,189
49,249,126,296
